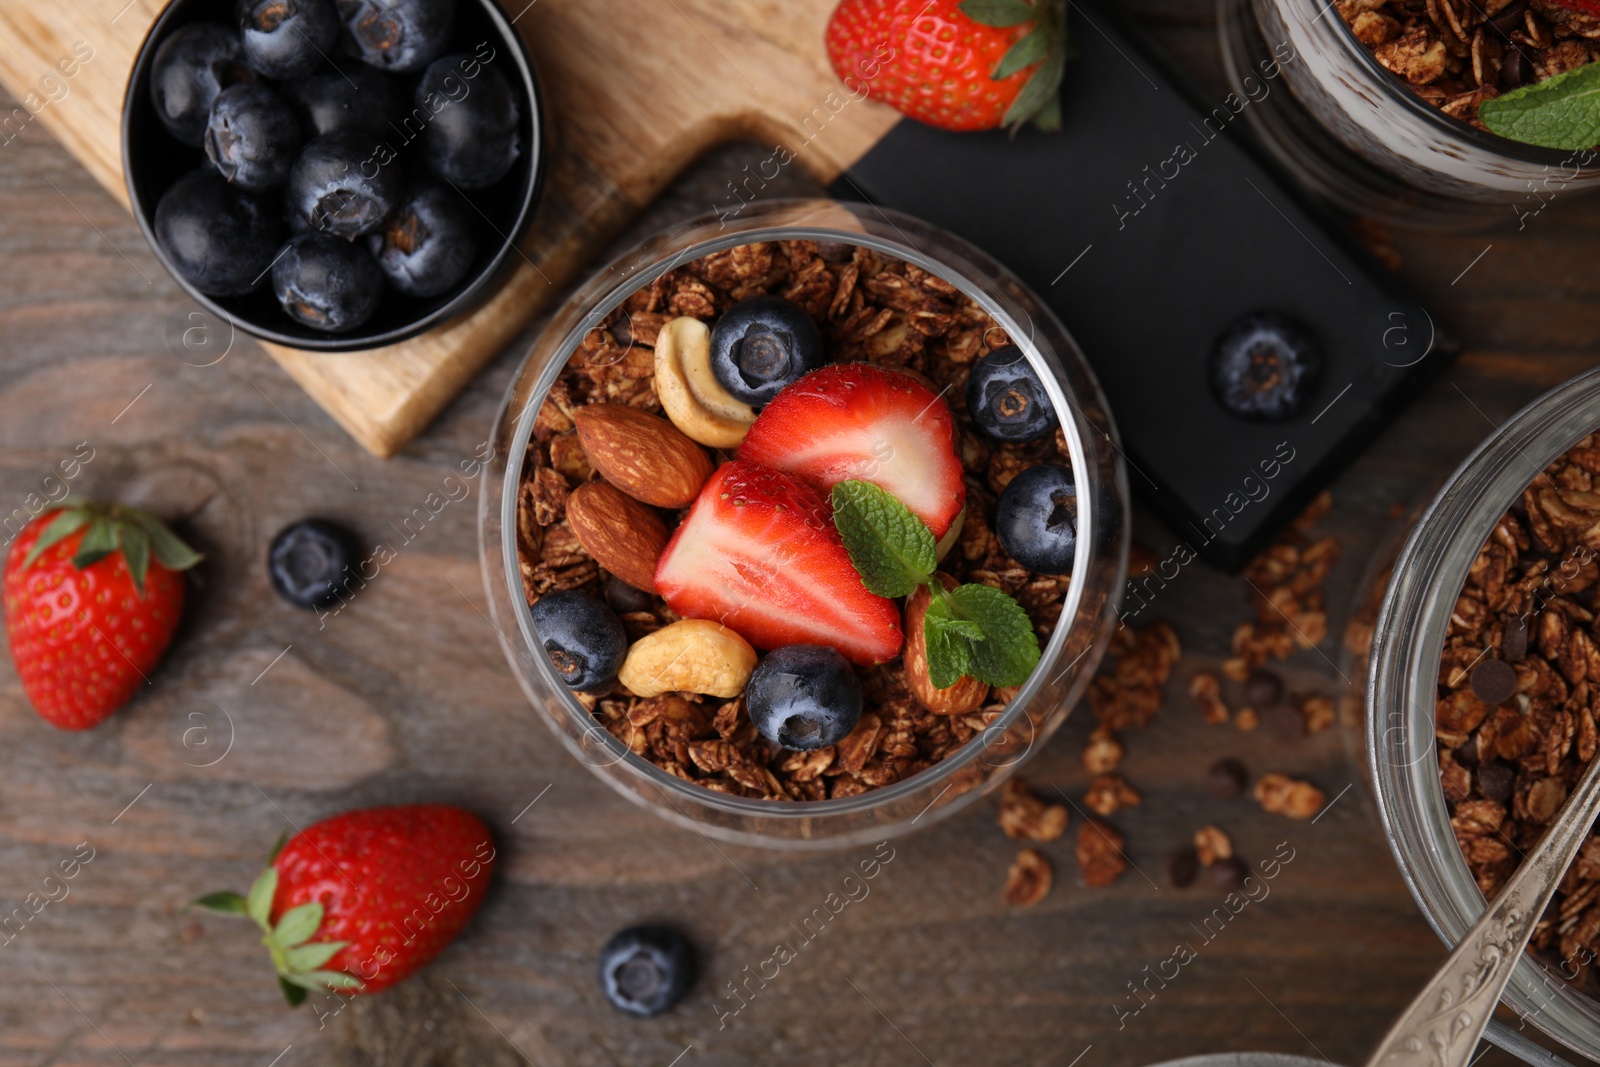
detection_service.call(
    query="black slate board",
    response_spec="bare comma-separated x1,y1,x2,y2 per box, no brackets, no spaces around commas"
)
830,3,1457,572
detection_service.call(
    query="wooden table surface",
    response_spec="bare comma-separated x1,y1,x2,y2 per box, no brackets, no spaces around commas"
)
3,1,1600,1064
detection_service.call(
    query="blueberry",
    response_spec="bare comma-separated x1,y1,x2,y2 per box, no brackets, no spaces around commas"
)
709,296,827,407
284,66,403,139
366,182,478,297
236,0,340,79
598,926,695,1018
268,519,358,609
155,169,283,296
415,54,522,189
995,464,1077,575
965,345,1059,442
1208,312,1322,422
530,590,627,693
272,233,385,332
204,83,303,193
746,645,862,751
337,0,455,73
286,132,401,237
149,22,252,146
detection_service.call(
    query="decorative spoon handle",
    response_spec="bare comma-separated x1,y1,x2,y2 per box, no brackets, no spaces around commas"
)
1364,752,1600,1067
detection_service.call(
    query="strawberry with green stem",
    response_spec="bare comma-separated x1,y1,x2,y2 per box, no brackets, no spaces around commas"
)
3,503,202,730
194,805,498,1004
825,0,1073,134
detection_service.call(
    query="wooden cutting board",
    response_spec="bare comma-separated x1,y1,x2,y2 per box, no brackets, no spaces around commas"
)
0,0,898,456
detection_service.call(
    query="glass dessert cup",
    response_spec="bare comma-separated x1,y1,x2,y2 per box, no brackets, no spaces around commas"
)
1368,367,1600,1058
1217,0,1600,230
478,199,1128,851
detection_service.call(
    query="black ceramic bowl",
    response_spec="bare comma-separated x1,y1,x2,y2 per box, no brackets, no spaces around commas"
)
122,0,544,352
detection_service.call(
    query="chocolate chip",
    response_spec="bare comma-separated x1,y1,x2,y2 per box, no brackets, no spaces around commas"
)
1454,739,1480,767
1167,847,1199,888
1263,703,1306,743
1206,856,1249,891
1244,670,1284,708
1503,615,1529,663
1501,48,1529,89
1477,759,1515,804
814,240,855,263
1207,758,1248,799
1488,3,1527,37
1470,658,1518,705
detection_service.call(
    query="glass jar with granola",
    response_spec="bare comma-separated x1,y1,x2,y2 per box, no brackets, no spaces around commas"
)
1218,0,1600,228
478,200,1128,850
1369,366,1600,1058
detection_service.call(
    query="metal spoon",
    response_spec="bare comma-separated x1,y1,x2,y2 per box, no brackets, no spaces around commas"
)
1363,752,1600,1067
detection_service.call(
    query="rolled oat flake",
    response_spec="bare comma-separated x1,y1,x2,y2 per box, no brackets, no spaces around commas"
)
1469,658,1517,705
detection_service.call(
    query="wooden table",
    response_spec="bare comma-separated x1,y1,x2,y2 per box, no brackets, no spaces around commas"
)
3,2,1599,1064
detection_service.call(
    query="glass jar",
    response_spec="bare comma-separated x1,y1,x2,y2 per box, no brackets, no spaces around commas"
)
477,199,1128,851
1217,0,1600,229
1368,367,1600,1058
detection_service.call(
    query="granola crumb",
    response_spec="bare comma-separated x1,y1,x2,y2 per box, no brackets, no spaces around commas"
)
1082,727,1124,774
1084,773,1141,816
1194,825,1234,865
1190,671,1230,725
1300,694,1336,734
998,778,1068,841
1003,847,1054,906
1234,707,1261,732
1254,773,1326,819
1077,818,1129,887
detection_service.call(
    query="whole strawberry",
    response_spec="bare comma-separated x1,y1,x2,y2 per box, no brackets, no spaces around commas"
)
3,504,201,730
825,0,1071,133
195,805,497,1003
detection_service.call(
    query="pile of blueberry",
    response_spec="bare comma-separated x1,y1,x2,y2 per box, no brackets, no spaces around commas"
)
145,0,524,334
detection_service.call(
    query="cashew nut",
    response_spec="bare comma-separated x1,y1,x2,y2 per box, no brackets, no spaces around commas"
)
654,317,756,449
618,618,757,698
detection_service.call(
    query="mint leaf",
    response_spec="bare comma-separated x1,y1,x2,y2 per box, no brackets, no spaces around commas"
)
830,481,936,598
947,583,1041,687
924,597,977,689
1480,63,1600,150
960,0,1037,26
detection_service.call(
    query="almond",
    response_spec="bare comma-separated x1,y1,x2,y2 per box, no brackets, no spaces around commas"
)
572,404,714,509
566,480,669,593
903,574,990,715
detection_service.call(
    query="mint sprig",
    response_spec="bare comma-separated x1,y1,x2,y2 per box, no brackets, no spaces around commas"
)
1480,63,1600,151
830,481,1043,688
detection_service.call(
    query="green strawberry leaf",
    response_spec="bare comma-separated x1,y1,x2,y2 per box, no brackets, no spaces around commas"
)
830,481,936,598
21,509,92,569
246,866,279,930
994,26,1051,79
279,976,308,1007
190,891,249,915
271,902,324,949
948,583,1041,686
127,509,204,572
284,940,347,973
1003,47,1066,132
71,516,118,571
1480,63,1600,150
282,970,363,991
266,832,289,865
118,521,150,597
1031,92,1064,133
960,0,1038,26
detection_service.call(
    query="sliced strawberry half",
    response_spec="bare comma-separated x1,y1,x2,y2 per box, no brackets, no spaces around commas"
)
654,460,903,666
738,363,966,539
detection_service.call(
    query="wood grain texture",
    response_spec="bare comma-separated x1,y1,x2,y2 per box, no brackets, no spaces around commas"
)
4,4,1600,1066
0,0,898,457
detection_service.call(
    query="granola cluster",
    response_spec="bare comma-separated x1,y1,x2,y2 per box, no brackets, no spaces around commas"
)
1440,434,1600,981
1338,0,1600,126
515,240,1077,802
